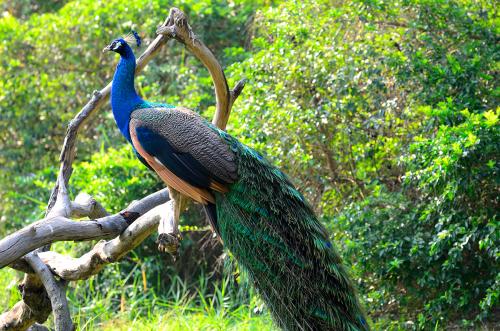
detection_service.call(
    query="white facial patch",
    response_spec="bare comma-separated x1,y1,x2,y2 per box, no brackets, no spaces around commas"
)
112,41,122,50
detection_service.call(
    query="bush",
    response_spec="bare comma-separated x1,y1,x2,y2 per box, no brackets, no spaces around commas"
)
226,0,498,327
337,107,499,327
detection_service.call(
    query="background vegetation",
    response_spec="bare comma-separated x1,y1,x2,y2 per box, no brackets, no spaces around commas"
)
0,0,498,330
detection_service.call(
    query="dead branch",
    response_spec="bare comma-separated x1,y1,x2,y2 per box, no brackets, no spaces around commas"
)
156,7,246,130
1,7,246,331
0,189,169,269
25,253,73,331
37,202,168,281
40,204,168,280
0,196,172,331
70,192,109,219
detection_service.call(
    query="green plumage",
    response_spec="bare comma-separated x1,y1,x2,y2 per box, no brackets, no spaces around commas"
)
213,129,369,331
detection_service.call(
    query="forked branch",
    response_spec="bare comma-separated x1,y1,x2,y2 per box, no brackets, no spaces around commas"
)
24,253,73,331
1,7,245,331
39,202,167,281
156,7,246,130
0,189,169,269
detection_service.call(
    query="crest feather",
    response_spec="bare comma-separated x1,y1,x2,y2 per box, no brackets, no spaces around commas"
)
123,30,141,47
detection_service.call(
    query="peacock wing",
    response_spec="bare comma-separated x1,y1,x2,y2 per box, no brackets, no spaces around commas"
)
129,107,238,202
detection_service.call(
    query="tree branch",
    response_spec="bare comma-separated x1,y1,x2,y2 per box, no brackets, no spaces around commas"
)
70,192,109,219
156,7,246,130
37,203,167,281
0,189,169,269
1,7,243,331
0,193,172,331
24,253,73,331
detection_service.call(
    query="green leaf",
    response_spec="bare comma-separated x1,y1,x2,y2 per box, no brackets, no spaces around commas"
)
483,109,498,127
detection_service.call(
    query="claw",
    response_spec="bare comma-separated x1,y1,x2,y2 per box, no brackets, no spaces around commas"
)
157,232,182,258
157,189,185,259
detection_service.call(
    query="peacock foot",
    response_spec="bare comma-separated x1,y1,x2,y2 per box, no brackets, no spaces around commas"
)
156,231,182,260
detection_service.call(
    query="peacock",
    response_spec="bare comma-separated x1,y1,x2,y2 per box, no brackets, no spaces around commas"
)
103,32,369,331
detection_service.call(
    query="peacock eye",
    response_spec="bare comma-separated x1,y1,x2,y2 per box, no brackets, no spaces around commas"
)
112,41,122,50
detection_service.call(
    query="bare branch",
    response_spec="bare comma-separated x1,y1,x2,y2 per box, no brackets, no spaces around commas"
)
0,200,168,330
229,78,247,110
25,253,73,331
0,189,169,269
156,7,246,130
70,193,109,219
37,203,168,281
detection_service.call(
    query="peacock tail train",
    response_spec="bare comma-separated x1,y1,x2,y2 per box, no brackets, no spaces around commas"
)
213,129,369,331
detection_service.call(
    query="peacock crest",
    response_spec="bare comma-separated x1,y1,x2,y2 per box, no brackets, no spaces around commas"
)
123,30,141,47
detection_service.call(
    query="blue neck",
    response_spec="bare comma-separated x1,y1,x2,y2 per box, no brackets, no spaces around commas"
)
110,45,142,142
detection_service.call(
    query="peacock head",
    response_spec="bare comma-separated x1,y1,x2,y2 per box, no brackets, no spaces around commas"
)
103,31,141,55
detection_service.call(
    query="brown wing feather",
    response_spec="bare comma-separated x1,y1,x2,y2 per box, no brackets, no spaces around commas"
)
209,181,229,193
130,126,215,204
130,107,238,185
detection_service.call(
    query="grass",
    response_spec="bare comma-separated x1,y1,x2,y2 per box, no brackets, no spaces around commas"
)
4,244,494,330
67,274,276,331
2,263,496,330
0,268,22,309
0,238,276,331
61,256,275,331
70,273,276,331
97,307,275,331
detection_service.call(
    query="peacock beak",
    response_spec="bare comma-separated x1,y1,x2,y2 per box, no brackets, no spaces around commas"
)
102,45,113,53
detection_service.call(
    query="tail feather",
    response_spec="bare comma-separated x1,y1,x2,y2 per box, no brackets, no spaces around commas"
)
213,135,369,331
203,203,219,237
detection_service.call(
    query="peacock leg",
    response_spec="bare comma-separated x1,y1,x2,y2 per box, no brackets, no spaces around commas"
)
157,187,184,259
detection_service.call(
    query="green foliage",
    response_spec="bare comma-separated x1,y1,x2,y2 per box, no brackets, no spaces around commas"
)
70,146,161,211
0,0,498,329
65,265,271,330
332,47,499,330
395,0,498,112
228,0,426,212
0,268,21,310
225,0,498,328
402,106,498,323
